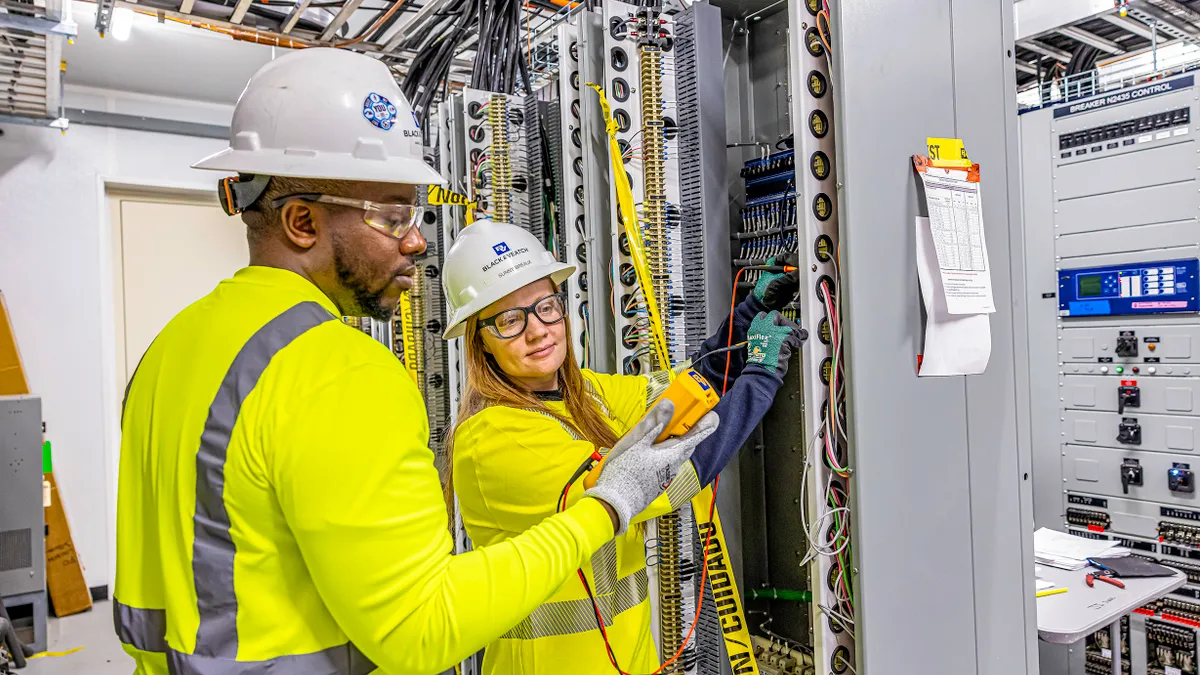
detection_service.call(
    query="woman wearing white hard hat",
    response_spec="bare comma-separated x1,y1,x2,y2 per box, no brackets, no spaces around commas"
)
114,48,700,675
443,219,807,674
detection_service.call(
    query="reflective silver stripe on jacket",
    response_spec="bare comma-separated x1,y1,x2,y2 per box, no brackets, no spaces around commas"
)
499,538,649,642
115,301,375,674
113,600,166,653
168,643,376,675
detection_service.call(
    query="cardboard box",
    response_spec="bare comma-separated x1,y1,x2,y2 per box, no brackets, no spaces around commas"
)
44,472,92,617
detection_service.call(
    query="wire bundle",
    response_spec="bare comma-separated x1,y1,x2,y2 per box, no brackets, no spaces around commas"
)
471,0,535,95
398,0,481,127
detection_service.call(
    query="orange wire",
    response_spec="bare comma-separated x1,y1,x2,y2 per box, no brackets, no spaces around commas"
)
722,267,746,395
817,9,832,55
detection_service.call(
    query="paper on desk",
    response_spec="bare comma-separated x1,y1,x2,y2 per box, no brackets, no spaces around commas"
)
915,216,991,376
1036,579,1056,591
915,166,995,315
1034,527,1129,570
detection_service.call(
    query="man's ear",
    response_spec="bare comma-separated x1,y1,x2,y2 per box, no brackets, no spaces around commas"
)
280,201,319,249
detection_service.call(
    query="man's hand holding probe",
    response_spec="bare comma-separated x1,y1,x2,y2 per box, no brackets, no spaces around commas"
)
584,400,720,534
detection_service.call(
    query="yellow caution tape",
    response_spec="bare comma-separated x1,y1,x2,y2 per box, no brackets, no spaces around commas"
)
28,646,84,659
398,291,419,386
693,489,761,675
585,83,674,380
587,82,759,675
427,185,478,225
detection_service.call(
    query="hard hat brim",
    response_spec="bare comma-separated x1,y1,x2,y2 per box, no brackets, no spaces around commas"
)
192,148,448,186
442,264,577,340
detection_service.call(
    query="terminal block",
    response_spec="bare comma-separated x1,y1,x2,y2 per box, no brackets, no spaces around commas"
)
1155,596,1200,623
1157,521,1200,546
1067,507,1112,531
1159,557,1200,585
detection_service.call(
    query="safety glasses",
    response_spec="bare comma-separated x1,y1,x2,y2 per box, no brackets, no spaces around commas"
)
270,193,426,240
478,293,567,339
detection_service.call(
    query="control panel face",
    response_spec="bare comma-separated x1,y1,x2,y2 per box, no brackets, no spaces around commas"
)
1059,259,1198,317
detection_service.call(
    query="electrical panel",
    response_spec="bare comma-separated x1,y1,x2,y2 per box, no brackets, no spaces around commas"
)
0,396,44,598
460,88,544,241
557,19,592,368
1023,72,1200,675
1058,259,1199,318
604,0,688,376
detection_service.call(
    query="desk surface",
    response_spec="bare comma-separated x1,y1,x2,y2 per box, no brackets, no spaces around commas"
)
1037,565,1187,644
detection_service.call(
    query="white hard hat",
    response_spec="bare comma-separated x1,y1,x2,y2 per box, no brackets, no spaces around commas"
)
193,48,444,185
442,220,575,340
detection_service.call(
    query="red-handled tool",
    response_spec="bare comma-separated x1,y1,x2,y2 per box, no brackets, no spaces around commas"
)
1086,574,1125,589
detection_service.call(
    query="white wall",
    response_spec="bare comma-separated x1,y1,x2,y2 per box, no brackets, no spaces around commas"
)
0,91,230,588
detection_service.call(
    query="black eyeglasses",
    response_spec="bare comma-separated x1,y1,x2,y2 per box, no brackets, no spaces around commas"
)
478,293,567,339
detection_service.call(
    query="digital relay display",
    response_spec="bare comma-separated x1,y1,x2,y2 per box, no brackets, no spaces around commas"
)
1059,259,1199,317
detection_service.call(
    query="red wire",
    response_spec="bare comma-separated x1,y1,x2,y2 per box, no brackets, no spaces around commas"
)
722,268,747,396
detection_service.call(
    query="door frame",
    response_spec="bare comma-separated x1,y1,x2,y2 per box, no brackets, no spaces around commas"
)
96,175,218,589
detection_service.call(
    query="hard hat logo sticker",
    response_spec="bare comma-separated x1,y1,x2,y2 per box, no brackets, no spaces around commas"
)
363,92,398,131
492,242,510,255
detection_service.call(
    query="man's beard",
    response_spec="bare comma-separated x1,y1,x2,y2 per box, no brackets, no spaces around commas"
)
331,233,396,322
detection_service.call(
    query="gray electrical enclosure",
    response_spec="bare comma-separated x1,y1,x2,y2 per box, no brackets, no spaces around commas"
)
830,1,1036,673
0,395,44,598
1021,72,1200,675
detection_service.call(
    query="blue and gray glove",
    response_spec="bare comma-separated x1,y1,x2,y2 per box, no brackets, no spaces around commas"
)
746,311,807,375
752,252,801,311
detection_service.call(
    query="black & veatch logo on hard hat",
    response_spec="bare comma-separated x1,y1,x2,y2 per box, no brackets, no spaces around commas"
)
482,243,530,273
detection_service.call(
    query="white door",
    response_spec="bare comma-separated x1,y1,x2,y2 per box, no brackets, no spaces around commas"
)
110,193,249,386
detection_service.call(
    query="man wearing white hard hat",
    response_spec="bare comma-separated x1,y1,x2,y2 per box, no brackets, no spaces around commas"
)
113,48,695,675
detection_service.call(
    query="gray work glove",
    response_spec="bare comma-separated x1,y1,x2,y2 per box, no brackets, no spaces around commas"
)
585,399,720,534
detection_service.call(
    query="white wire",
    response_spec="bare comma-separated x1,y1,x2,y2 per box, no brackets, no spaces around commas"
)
798,426,853,565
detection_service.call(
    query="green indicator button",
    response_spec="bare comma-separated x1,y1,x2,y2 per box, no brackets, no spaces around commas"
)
1116,366,1125,374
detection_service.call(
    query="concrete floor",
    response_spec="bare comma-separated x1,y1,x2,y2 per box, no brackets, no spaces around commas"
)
20,601,133,675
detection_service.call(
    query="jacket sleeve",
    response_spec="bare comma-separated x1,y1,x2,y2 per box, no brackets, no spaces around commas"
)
273,363,614,675
690,364,785,487
689,294,769,393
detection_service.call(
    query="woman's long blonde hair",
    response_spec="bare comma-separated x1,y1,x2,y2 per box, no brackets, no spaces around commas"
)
443,300,619,512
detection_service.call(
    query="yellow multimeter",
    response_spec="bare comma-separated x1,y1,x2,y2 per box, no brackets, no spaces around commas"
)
583,368,720,489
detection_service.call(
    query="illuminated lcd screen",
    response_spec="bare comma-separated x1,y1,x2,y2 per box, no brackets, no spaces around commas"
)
1078,274,1104,298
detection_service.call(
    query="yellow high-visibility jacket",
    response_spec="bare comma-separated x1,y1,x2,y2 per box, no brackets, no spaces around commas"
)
114,266,616,675
453,370,702,675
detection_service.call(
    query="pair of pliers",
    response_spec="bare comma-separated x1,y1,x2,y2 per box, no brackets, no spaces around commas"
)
1086,572,1125,589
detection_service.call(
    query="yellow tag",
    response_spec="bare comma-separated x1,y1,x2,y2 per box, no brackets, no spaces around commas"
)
926,137,971,168
426,184,471,206
426,185,478,225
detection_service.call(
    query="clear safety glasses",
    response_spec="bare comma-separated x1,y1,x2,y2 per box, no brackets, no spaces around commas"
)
478,293,567,339
270,193,426,240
